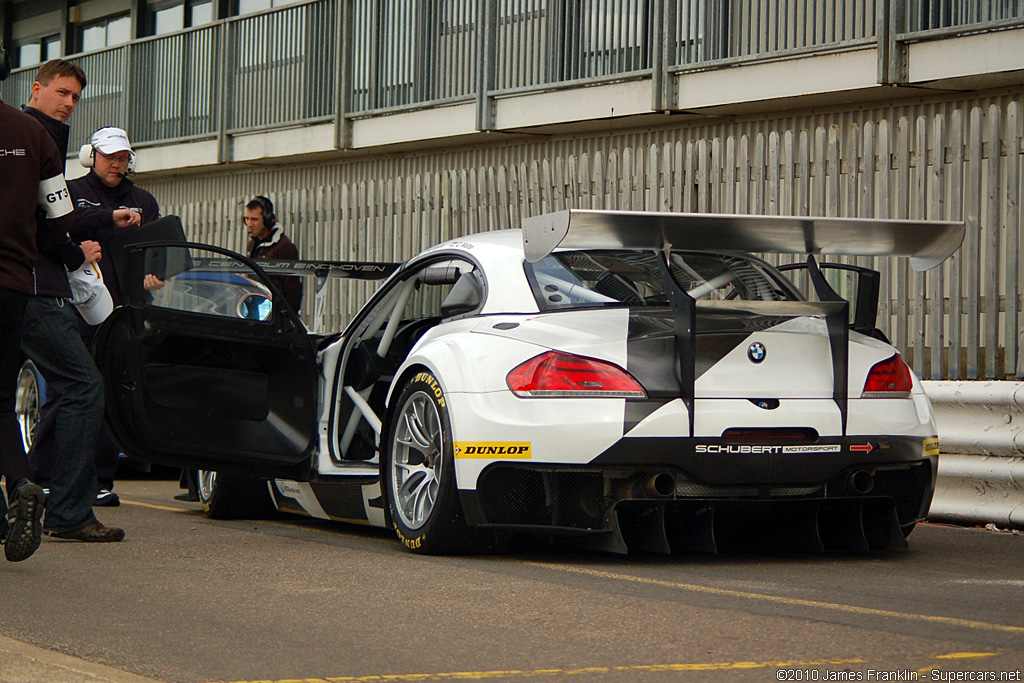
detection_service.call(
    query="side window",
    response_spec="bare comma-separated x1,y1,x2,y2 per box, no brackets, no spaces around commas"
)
141,245,274,321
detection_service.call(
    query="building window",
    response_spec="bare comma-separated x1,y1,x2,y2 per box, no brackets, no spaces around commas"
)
16,35,61,68
147,0,216,36
237,0,303,15
80,14,132,52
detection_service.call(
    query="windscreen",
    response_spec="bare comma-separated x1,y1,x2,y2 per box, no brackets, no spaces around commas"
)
524,250,799,311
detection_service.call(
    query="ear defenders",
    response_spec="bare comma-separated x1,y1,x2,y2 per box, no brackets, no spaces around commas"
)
79,129,136,174
252,195,277,229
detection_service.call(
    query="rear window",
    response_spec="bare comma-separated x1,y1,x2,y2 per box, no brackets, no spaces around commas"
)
524,250,798,311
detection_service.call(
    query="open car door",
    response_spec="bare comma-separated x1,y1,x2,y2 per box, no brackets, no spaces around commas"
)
94,241,320,478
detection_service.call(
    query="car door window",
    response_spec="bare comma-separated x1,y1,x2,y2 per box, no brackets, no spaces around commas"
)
141,245,274,321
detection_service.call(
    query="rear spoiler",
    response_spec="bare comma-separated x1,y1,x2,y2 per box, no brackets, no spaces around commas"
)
523,210,965,438
523,210,965,271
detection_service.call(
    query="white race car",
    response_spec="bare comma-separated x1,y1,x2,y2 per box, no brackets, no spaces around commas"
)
95,210,964,554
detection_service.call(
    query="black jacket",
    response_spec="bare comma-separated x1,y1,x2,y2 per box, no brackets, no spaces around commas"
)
68,170,160,306
21,106,84,298
0,99,73,295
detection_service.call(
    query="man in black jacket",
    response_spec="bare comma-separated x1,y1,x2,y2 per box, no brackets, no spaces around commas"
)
0,43,75,560
67,126,160,513
69,126,161,317
19,59,124,542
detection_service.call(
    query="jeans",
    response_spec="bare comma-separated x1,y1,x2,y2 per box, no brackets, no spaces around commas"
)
0,286,32,519
20,297,102,533
32,390,119,490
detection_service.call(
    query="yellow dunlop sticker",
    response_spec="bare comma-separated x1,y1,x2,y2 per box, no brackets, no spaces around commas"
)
454,442,532,459
923,438,940,456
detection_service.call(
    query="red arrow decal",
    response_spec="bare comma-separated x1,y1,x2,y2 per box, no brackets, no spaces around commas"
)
850,443,873,454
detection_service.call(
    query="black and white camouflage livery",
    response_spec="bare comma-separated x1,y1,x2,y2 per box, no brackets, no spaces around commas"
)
96,211,964,554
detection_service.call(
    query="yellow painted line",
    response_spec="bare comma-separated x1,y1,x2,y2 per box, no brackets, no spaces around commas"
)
211,654,1002,683
519,562,1024,635
120,498,194,513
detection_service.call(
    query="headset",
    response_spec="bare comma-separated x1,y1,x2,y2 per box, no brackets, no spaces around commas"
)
251,195,277,229
79,128,136,175
0,40,11,81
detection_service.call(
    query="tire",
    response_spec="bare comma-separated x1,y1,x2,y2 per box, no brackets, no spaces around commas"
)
15,360,42,454
383,370,497,554
194,469,276,520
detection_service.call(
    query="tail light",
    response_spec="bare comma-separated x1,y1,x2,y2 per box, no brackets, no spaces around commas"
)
507,351,646,398
862,354,913,397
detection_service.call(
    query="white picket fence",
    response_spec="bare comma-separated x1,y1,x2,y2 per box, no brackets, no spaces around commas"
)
157,99,1024,380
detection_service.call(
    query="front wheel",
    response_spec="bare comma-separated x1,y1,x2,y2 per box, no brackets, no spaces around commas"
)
15,360,42,454
383,371,496,554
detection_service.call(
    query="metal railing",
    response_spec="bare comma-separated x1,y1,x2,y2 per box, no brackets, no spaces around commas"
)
903,0,1024,34
3,0,1020,149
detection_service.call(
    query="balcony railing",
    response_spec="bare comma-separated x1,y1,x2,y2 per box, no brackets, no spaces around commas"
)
1,0,1020,154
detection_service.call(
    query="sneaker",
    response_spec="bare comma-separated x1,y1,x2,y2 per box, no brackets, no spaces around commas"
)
94,490,120,507
3,480,45,562
46,520,125,543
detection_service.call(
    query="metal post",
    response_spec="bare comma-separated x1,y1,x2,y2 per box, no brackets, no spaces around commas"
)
217,21,230,163
878,0,907,85
651,0,677,113
475,0,497,132
121,42,132,132
334,0,351,150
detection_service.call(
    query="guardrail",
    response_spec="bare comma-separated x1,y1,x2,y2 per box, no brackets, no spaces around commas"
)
924,380,1024,529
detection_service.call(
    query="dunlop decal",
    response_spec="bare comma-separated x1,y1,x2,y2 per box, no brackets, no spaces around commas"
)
454,442,532,459
923,438,940,456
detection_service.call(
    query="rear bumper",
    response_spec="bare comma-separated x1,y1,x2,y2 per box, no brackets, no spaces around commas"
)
460,444,936,553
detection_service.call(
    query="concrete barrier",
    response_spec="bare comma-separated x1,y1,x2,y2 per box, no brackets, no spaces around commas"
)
922,380,1024,529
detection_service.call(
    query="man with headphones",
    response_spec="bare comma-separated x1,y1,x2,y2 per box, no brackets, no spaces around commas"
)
0,41,77,559
63,126,159,518
68,127,160,321
244,196,303,312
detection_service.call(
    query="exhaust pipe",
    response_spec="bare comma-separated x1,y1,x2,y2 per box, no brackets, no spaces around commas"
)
620,473,676,499
647,472,676,498
846,469,874,496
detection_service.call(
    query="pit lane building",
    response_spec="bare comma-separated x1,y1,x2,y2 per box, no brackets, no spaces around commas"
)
2,0,1022,381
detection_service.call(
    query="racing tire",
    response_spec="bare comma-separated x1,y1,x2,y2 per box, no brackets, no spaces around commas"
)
383,371,501,555
194,469,276,520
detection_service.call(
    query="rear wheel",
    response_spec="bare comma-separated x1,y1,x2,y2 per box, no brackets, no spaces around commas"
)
194,469,275,520
383,371,498,554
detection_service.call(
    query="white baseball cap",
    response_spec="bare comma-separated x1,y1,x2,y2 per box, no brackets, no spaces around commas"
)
91,126,133,155
68,262,113,326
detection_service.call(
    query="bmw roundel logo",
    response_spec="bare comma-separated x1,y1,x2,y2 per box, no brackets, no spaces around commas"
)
747,342,766,364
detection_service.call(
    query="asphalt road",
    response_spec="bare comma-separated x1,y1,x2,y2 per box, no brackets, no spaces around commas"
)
0,477,1022,683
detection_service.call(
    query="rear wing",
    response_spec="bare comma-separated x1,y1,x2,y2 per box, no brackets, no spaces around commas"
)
523,210,965,271
523,210,965,438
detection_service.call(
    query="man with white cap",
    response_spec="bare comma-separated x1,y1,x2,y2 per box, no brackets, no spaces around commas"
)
69,126,160,316
66,126,159,512
17,59,125,543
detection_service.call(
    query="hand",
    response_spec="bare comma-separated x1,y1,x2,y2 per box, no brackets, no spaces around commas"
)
113,209,142,228
80,240,102,262
143,274,165,291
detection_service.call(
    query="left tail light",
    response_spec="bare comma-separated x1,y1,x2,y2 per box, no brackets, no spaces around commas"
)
862,354,913,397
507,351,647,398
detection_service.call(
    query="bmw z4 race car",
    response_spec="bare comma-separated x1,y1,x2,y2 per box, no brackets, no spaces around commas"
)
95,210,964,554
